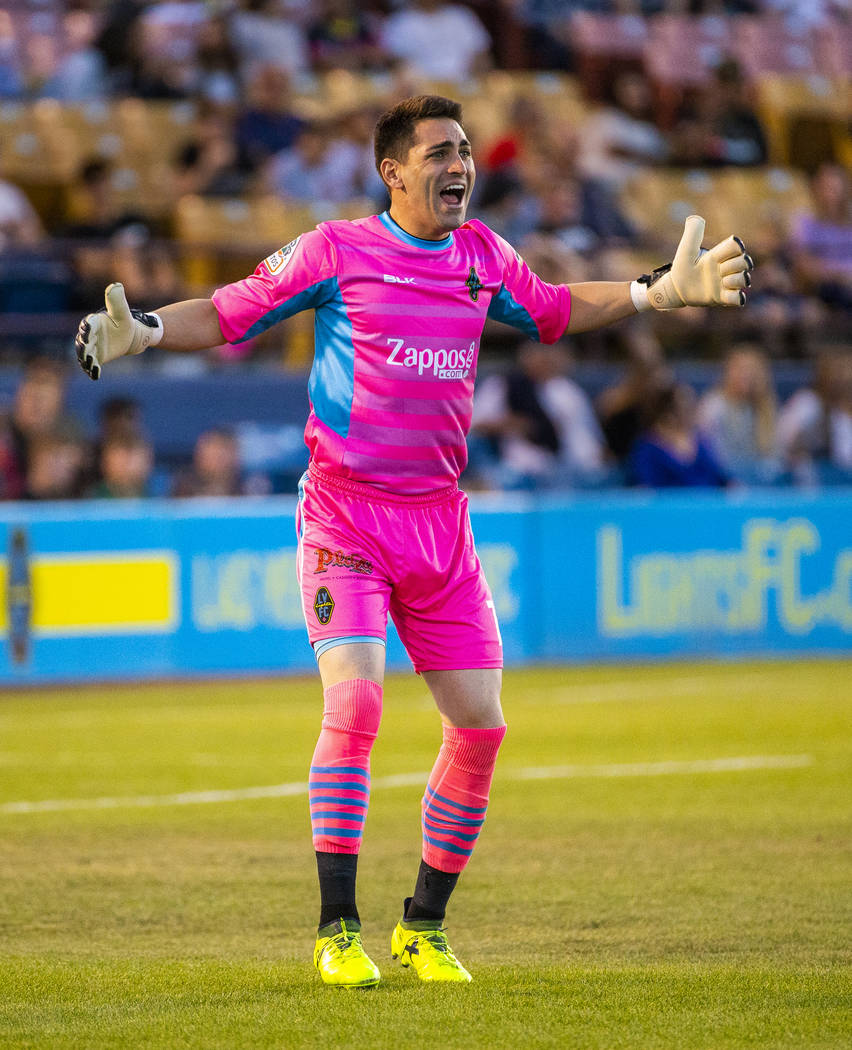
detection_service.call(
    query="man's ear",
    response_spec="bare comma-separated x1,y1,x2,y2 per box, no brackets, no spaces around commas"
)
380,157,405,192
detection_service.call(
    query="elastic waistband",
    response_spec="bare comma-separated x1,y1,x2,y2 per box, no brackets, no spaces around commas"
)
307,463,458,506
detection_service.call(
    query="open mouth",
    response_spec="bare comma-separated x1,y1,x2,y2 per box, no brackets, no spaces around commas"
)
440,183,466,207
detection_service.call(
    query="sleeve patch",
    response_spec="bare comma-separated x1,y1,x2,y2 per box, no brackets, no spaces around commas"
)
264,236,302,275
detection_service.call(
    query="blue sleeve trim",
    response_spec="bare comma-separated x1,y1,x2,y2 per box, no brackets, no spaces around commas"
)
239,277,337,341
486,284,541,341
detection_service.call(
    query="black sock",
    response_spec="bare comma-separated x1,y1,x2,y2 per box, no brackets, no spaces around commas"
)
316,851,359,929
404,860,459,922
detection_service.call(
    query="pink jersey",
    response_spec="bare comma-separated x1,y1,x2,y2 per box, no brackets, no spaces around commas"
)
212,212,571,494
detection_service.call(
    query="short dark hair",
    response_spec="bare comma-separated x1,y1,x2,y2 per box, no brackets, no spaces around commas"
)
373,95,463,181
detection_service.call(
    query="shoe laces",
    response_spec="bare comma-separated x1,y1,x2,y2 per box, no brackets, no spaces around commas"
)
327,929,363,960
417,928,457,960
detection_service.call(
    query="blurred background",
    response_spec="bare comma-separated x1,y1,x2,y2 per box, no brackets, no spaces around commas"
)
0,0,849,682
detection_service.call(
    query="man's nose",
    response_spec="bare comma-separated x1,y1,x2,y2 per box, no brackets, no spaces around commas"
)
447,151,466,172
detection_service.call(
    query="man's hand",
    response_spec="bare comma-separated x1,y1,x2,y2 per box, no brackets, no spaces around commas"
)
75,283,163,380
634,215,754,311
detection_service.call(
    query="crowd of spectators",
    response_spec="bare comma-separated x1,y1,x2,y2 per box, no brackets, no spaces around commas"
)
0,0,849,495
1,344,850,501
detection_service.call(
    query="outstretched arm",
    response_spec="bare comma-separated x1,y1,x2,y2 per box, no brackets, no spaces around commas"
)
75,285,226,380
565,215,753,335
565,282,635,334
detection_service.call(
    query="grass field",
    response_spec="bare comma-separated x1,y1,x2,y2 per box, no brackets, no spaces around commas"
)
1,659,850,1049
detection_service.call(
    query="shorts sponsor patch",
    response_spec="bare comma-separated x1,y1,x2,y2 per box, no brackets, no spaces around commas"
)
313,586,334,625
314,547,373,575
263,236,301,275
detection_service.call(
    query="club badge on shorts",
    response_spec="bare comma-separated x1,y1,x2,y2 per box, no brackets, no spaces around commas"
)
313,586,335,625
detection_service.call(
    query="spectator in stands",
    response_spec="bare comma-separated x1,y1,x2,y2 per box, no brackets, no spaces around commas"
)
23,432,88,501
577,71,668,190
789,163,852,313
307,0,385,73
744,221,825,358
264,121,362,205
670,58,768,168
127,4,204,99
230,0,310,84
777,350,852,486
35,9,108,102
235,64,306,173
95,0,147,93
629,381,731,489
195,13,242,107
172,103,250,197
696,344,783,485
470,341,607,489
0,10,23,98
532,173,636,255
89,431,155,499
0,175,44,251
172,426,269,497
61,159,183,313
59,158,150,260
381,0,492,83
1,358,86,500
512,0,573,71
597,326,673,467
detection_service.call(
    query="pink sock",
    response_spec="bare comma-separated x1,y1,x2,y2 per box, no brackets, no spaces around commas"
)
421,724,507,874
309,679,382,854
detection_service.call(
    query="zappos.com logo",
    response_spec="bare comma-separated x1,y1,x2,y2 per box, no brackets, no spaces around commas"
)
385,337,476,380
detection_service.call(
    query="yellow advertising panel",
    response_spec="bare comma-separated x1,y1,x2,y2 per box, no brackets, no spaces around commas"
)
0,552,177,636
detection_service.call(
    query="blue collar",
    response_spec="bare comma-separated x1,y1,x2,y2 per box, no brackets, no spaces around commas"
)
379,211,454,251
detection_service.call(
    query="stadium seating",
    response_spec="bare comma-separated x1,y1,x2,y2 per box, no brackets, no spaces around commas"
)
620,167,812,249
756,75,852,169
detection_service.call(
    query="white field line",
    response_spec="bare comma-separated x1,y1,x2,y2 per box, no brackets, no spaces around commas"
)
0,755,813,815
543,672,800,705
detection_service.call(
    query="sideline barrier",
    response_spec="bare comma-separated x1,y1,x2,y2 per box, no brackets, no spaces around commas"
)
0,490,850,684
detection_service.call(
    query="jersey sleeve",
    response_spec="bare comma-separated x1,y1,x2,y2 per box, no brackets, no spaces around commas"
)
211,227,338,343
483,227,572,344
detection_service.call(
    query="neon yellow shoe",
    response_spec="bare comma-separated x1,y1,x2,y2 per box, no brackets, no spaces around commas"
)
390,917,472,983
314,919,380,988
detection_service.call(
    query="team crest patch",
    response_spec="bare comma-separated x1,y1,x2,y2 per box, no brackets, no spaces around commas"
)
465,266,483,302
264,236,301,275
313,586,335,625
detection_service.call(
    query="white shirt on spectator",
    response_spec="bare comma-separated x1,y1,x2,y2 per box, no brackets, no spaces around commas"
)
231,7,310,81
381,3,490,82
267,139,362,205
777,389,852,470
472,372,605,479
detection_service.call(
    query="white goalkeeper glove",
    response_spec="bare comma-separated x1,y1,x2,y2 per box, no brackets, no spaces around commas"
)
75,282,163,381
630,215,754,312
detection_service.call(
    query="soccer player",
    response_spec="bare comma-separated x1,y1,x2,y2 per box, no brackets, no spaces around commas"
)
75,95,753,988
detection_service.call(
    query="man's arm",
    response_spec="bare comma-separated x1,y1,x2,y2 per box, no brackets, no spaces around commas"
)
565,282,635,334
157,299,225,351
75,285,225,380
566,215,753,335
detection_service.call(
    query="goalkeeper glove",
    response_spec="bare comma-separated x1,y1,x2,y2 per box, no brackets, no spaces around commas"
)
630,215,754,312
75,283,163,381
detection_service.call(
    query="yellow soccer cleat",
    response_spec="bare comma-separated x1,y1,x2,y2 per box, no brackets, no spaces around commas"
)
314,919,380,989
390,917,472,983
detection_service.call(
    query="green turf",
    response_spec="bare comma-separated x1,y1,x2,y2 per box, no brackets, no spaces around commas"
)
1,660,850,1049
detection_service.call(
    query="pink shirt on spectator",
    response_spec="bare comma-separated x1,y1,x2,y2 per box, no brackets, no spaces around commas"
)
212,212,571,494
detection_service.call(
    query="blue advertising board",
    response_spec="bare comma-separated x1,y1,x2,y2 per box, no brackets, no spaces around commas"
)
0,490,849,685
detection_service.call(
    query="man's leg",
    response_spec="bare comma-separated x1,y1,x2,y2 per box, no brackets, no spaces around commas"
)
391,667,506,982
311,641,385,988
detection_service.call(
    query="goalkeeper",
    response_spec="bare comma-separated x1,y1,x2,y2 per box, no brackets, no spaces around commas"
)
75,94,753,990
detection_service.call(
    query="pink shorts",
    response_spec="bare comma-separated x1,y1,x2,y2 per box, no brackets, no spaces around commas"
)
295,465,503,673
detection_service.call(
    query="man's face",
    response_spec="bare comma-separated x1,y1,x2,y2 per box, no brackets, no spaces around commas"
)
385,117,476,239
